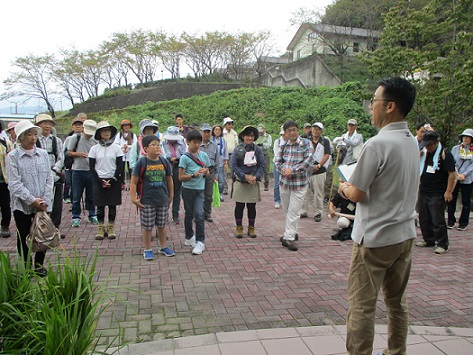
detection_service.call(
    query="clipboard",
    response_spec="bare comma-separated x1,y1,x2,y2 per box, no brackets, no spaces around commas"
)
335,162,357,182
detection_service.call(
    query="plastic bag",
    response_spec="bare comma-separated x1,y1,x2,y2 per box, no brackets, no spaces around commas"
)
27,211,60,252
212,180,221,207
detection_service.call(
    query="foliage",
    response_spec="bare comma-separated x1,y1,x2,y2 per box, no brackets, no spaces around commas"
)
360,0,473,145
0,249,115,354
82,83,376,141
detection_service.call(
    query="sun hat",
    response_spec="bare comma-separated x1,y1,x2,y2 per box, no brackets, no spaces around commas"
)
14,120,42,139
35,114,55,125
5,121,17,132
120,119,133,129
83,120,98,136
139,119,159,136
312,122,324,130
200,123,212,131
458,128,473,140
279,125,284,135
303,123,312,128
151,120,159,127
94,121,118,140
347,119,358,125
223,117,234,125
163,126,184,141
420,130,440,148
238,125,259,142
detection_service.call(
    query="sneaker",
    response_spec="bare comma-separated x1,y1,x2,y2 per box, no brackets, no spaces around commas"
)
264,186,269,191
143,249,154,260
279,233,299,242
88,216,99,225
282,239,298,251
185,236,196,247
434,246,448,254
447,223,455,229
300,213,308,218
314,214,322,222
72,219,81,228
415,240,434,247
192,241,205,255
159,247,175,257
63,198,71,204
274,202,280,209
34,267,48,278
457,225,467,231
107,224,116,239
220,196,224,202
204,216,214,222
0,226,11,238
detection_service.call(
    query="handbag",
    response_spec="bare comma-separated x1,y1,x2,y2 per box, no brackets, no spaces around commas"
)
212,180,221,207
27,211,60,252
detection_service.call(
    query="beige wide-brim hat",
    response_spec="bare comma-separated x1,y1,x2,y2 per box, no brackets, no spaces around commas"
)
15,120,42,139
35,113,55,125
94,121,118,140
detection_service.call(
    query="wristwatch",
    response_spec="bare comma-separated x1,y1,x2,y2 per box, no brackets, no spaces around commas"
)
191,173,195,178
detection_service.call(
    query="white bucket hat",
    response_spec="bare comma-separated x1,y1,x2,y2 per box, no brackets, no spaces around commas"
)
83,120,97,136
14,120,42,139
459,128,473,140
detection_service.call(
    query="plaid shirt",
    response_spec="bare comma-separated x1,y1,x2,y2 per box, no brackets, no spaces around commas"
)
275,137,314,190
37,135,64,181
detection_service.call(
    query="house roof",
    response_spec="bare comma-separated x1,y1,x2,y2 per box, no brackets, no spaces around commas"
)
286,23,379,51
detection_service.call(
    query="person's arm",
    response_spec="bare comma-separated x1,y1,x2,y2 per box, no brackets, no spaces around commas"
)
166,175,174,204
444,171,455,202
5,153,36,206
129,142,138,169
344,133,363,147
263,134,272,151
129,175,144,209
338,181,366,203
53,138,64,172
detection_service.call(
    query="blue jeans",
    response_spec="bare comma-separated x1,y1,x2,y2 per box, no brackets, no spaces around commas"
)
181,187,205,243
273,165,280,203
71,170,96,220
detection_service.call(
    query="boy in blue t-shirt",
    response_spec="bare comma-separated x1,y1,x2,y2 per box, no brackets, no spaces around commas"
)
178,130,211,255
130,135,174,260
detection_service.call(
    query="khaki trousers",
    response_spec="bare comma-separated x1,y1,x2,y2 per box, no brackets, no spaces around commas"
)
346,239,414,355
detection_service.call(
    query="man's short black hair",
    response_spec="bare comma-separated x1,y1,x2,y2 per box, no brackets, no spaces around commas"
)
186,129,202,142
283,120,299,131
142,134,160,148
378,77,416,117
175,114,183,119
415,122,430,131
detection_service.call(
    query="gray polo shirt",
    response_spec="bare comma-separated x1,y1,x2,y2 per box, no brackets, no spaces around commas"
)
349,121,419,248
66,133,97,171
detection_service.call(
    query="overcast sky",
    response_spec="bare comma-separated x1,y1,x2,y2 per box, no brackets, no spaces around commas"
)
0,0,333,111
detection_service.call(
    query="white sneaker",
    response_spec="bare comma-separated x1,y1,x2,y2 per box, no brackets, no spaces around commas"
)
192,241,205,255
185,235,196,247
274,202,280,209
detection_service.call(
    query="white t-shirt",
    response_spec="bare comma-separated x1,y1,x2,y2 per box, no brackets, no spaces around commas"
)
88,143,123,178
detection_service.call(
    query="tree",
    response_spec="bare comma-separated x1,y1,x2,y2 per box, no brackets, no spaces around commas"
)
2,54,57,117
360,0,473,145
158,33,185,79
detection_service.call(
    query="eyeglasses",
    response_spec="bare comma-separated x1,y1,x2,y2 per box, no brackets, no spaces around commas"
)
148,143,160,147
370,97,394,105
286,128,299,133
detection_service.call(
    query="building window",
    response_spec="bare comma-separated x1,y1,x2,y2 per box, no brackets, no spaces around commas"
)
297,50,301,60
353,42,360,53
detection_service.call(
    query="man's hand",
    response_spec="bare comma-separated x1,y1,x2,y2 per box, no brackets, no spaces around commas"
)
444,190,453,203
131,198,144,210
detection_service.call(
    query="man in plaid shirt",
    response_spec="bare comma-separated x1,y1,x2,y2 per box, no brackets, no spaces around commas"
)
275,120,314,251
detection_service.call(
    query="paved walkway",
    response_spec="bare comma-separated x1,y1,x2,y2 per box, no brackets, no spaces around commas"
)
1,180,472,354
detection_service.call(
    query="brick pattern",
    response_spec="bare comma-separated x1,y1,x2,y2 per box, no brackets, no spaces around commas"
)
1,179,472,348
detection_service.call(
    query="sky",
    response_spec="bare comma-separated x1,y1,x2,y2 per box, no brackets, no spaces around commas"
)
0,0,334,112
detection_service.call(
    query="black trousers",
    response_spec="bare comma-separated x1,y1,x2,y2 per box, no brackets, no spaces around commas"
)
418,193,449,248
51,181,63,228
204,173,215,218
0,182,11,228
13,210,46,268
447,182,473,227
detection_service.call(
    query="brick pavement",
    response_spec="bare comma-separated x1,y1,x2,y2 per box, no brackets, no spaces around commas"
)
1,179,472,349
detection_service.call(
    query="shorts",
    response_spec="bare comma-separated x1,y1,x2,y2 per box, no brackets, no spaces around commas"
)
140,205,169,230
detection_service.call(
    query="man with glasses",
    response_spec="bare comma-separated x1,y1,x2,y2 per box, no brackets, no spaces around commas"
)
338,77,419,355
275,120,314,251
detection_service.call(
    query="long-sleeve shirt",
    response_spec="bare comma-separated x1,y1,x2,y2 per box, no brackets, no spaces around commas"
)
255,132,272,155
451,144,473,184
200,140,219,170
162,139,187,165
229,143,265,181
339,130,363,164
37,134,64,182
275,137,314,190
6,146,53,214
211,137,228,168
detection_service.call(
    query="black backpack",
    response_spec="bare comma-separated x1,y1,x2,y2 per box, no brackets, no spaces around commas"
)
64,134,81,169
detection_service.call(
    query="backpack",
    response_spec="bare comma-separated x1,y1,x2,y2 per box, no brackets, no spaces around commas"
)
27,211,60,252
36,136,58,160
64,135,81,169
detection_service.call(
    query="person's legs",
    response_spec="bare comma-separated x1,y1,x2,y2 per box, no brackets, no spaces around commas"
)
71,170,85,220
428,195,449,248
140,205,156,250
273,165,280,204
182,187,195,239
217,166,225,195
51,181,63,228
459,182,472,227
282,186,307,241
13,210,32,265
0,182,11,229
247,203,256,226
63,169,72,200
234,202,245,226
193,190,205,243
264,154,270,189
171,164,181,220
418,193,436,245
301,177,314,216
313,172,326,218
447,183,460,226
84,171,96,218
203,173,214,219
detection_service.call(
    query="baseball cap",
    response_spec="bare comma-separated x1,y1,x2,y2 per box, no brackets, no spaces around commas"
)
223,117,234,125
312,122,324,130
200,123,212,131
303,123,312,128
83,120,97,136
347,119,358,125
420,131,440,148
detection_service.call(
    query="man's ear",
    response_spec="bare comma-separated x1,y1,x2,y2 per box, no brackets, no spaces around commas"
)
386,101,397,113
143,146,148,154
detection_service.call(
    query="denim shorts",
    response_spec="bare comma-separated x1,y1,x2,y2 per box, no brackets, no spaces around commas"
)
140,205,169,230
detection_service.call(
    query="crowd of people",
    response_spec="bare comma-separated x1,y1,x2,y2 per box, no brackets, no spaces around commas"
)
0,76,472,354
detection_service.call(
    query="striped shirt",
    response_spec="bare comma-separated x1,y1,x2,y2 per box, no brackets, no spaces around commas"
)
275,137,314,190
37,134,64,178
